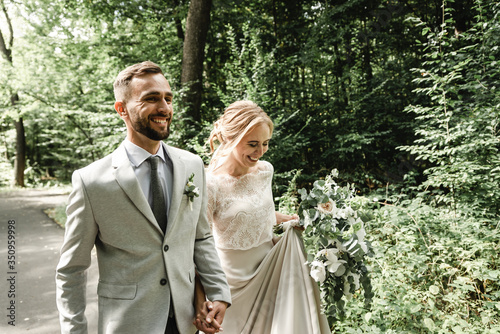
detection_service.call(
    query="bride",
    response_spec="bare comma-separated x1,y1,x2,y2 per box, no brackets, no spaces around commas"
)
196,100,330,334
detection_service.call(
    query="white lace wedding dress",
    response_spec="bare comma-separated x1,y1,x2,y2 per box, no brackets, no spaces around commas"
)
207,160,330,334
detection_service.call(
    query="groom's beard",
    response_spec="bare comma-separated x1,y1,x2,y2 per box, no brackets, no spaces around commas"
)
130,113,171,141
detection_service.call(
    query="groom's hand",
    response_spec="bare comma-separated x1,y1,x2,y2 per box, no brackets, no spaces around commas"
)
193,301,217,333
193,300,228,333
206,300,228,332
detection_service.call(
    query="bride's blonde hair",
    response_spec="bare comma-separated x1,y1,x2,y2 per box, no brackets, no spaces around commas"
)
208,100,273,171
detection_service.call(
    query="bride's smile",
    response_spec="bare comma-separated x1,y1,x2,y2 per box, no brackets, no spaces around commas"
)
226,123,271,177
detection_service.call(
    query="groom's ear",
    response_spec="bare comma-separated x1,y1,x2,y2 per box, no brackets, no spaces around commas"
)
115,101,126,116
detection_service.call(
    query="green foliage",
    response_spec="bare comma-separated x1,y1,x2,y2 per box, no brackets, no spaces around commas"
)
0,0,442,188
399,1,500,221
275,168,301,215
200,0,428,190
44,203,67,228
278,171,500,332
332,197,500,333
0,0,187,186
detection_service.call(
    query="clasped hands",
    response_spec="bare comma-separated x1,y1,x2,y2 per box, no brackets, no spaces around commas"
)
193,300,228,333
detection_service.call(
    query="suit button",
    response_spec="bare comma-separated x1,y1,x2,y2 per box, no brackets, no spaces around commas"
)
164,245,169,252
160,279,167,286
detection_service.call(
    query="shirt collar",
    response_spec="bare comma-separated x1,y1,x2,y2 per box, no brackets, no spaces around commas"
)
123,139,168,167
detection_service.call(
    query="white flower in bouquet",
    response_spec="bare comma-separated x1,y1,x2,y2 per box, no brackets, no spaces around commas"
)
302,209,313,229
347,216,356,225
336,208,348,219
324,249,346,277
317,199,336,214
310,260,327,283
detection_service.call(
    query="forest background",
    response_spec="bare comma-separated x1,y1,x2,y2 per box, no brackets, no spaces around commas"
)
1,0,499,332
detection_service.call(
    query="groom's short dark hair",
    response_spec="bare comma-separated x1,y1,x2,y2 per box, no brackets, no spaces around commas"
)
113,61,164,102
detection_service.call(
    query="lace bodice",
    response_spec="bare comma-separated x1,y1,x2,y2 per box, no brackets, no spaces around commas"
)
207,161,276,250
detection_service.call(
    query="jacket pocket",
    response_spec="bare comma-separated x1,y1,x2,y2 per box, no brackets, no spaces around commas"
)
97,281,137,300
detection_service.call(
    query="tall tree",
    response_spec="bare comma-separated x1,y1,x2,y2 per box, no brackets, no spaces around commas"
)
180,0,212,129
0,0,24,187
400,0,500,219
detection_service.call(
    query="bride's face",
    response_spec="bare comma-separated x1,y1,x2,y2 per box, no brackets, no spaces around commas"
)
230,123,271,170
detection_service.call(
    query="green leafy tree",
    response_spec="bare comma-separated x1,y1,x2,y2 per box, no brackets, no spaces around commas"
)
400,0,500,220
0,0,128,184
200,0,440,193
0,0,25,186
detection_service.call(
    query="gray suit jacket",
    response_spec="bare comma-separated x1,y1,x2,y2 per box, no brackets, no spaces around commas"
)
56,142,231,334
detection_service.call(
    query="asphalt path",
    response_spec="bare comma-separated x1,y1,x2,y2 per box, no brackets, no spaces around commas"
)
0,188,98,333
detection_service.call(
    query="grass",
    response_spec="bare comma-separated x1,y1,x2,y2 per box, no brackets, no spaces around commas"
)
44,204,68,228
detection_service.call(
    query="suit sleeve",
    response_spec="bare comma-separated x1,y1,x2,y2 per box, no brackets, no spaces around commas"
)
192,160,232,305
55,170,99,334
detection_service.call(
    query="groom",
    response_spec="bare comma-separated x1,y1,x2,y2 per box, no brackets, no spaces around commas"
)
55,61,231,334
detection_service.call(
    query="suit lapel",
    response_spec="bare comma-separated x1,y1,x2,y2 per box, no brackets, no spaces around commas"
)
165,145,186,235
112,144,160,232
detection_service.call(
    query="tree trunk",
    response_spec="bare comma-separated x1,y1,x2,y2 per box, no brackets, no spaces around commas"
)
180,0,212,128
14,116,26,187
172,0,185,40
12,93,25,187
1,0,25,186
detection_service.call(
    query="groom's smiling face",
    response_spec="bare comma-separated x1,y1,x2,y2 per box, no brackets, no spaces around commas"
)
124,73,174,142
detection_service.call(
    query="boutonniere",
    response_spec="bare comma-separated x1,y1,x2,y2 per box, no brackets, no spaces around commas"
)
184,173,200,210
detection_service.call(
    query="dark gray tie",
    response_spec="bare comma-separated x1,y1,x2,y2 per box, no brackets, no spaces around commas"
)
148,156,167,233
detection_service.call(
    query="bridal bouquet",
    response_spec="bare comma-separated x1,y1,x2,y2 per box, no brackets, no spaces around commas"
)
297,169,373,321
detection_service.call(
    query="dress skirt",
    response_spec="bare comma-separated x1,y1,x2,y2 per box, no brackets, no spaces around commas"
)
215,227,331,334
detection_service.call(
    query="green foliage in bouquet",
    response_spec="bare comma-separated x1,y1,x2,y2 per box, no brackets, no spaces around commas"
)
297,169,374,324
